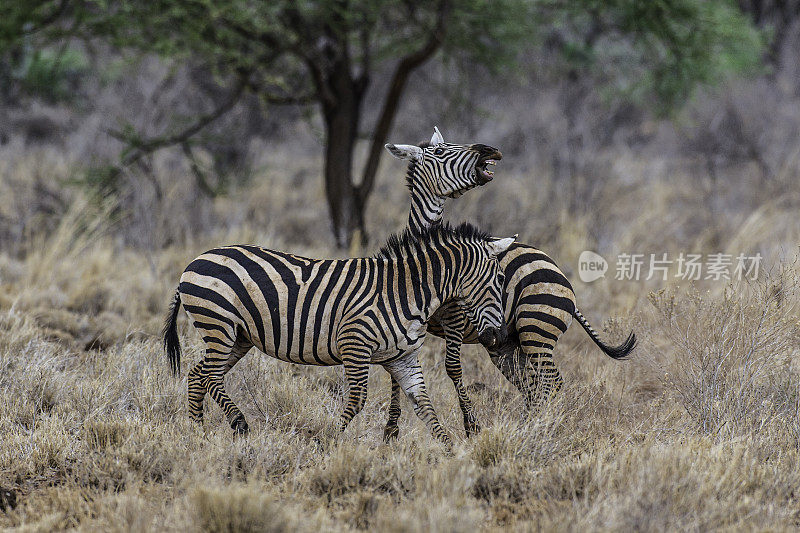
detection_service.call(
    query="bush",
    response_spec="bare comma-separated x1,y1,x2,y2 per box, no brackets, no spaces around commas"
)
648,268,800,438
193,485,293,533
13,47,89,104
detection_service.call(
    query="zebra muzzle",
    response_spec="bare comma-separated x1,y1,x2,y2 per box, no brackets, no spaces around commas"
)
478,325,507,349
473,144,503,185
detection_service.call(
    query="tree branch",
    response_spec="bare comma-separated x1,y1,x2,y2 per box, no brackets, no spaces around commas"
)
181,142,219,197
109,78,246,168
242,75,315,105
18,0,70,38
261,92,316,105
356,0,451,206
302,54,337,108
279,6,337,108
355,11,372,94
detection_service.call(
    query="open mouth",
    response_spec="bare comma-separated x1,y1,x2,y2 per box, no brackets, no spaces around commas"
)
476,150,502,185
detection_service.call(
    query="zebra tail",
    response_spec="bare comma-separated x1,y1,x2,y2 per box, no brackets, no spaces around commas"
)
163,289,182,376
572,307,636,360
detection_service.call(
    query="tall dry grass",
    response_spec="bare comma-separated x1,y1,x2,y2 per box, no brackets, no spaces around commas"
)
1,130,798,530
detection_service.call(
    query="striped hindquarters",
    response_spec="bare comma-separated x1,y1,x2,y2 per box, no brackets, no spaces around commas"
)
176,246,377,366
501,243,575,353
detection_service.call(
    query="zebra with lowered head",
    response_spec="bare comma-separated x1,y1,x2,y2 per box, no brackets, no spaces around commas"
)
163,222,515,446
383,128,636,439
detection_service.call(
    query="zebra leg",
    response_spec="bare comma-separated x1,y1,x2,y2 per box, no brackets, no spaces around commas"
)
440,306,480,437
445,344,480,436
489,340,543,407
383,351,452,448
202,335,253,434
187,360,206,423
383,376,403,441
339,348,372,433
527,354,562,406
516,328,563,407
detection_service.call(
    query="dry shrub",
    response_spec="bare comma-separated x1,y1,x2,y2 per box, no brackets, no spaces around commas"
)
0,414,77,483
232,354,342,441
535,451,602,501
3,103,800,530
471,426,513,468
472,462,530,506
6,485,99,532
647,267,800,438
339,490,383,530
306,442,414,499
541,438,800,531
193,484,296,533
95,491,158,532
212,430,315,481
372,498,483,533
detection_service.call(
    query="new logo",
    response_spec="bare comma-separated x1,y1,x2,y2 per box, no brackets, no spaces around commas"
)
578,251,608,283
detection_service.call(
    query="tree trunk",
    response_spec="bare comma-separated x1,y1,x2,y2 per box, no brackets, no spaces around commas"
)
321,72,365,249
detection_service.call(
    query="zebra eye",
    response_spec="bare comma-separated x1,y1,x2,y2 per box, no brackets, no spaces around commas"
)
498,273,505,284
433,147,444,156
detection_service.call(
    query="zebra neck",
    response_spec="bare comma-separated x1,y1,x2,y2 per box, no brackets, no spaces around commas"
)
407,186,445,233
392,252,457,322
424,255,461,318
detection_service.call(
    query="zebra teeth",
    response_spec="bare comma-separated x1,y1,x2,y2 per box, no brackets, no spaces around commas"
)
486,160,497,165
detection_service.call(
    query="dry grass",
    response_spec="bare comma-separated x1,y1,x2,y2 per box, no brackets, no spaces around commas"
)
1,133,799,531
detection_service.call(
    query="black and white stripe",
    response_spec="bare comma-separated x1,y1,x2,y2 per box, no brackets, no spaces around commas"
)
163,222,514,445
383,129,635,437
386,126,502,233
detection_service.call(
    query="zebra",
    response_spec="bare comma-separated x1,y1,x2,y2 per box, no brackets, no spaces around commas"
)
385,126,501,232
162,222,515,446
383,128,636,438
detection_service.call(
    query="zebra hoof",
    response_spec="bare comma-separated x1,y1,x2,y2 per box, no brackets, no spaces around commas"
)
439,436,454,453
383,425,399,442
464,420,481,438
231,415,249,435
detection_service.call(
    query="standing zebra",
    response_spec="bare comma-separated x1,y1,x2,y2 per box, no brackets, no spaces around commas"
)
163,222,515,446
383,129,635,438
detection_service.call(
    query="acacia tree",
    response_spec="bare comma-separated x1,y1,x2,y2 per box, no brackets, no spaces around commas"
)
1,0,763,247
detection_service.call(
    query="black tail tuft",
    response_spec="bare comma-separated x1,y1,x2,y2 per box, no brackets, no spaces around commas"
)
597,331,636,360
163,289,182,376
573,307,636,360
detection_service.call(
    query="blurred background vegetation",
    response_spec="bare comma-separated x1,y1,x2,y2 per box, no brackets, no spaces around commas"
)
2,3,800,530
2,0,791,252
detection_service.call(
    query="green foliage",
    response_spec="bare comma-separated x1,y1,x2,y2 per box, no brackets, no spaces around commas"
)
0,0,768,245
0,0,767,113
0,1,93,103
78,164,122,195
556,0,765,113
14,47,89,103
444,0,540,69
77,1,540,98
0,1,70,46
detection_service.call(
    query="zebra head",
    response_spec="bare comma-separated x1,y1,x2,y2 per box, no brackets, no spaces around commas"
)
456,234,516,349
385,127,503,199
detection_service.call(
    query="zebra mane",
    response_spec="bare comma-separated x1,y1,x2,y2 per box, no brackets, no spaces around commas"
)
375,221,491,260
404,160,418,192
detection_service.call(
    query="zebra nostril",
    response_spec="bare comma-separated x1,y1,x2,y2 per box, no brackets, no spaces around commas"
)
499,324,509,343
478,328,500,348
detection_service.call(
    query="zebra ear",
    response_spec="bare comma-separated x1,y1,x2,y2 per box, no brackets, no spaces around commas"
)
487,236,516,257
385,143,423,162
431,126,444,145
